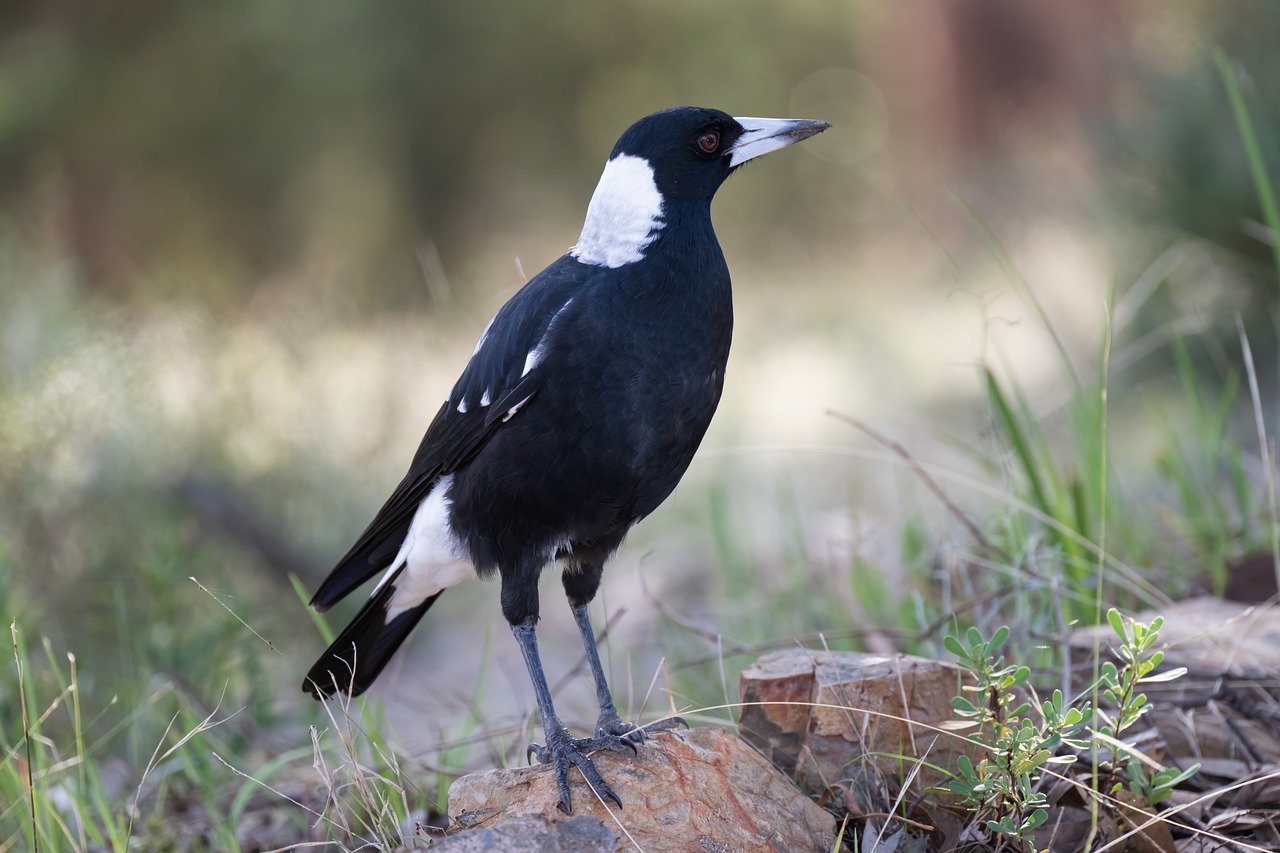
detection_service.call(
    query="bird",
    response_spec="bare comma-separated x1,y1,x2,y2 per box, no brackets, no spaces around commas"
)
302,106,829,813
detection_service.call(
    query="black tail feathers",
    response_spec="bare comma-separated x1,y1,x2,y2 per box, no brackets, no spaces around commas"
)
302,577,442,700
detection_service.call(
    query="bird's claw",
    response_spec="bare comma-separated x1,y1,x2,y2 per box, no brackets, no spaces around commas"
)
527,721,623,813
573,732,638,756
525,714,683,812
595,712,686,746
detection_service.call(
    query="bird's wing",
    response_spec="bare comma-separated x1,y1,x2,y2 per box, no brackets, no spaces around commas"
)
309,257,587,610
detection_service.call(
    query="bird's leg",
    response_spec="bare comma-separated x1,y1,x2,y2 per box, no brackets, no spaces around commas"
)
570,603,685,747
511,617,630,813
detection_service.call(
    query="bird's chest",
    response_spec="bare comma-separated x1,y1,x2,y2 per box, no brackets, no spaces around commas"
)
570,285,731,491
597,283,728,412
453,267,731,553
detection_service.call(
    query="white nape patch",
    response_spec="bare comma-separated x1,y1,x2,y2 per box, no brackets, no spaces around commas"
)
480,389,491,407
375,474,472,622
570,154,665,268
456,398,468,414
522,298,574,376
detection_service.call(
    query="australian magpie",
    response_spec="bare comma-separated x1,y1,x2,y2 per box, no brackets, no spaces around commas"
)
302,106,829,812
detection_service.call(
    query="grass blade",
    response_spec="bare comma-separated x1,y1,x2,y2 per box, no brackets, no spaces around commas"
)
1216,49,1280,285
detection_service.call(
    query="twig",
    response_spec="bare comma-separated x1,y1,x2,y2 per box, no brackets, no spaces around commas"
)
637,569,749,654
190,576,285,660
826,411,995,552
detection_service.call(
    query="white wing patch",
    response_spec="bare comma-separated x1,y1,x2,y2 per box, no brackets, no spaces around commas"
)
521,347,543,377
570,154,665,268
375,475,472,622
503,394,532,422
522,298,575,376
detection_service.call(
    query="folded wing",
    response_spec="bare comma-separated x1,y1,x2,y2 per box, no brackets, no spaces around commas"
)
309,258,586,610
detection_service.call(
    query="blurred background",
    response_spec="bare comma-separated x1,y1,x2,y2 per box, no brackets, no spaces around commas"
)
4,0,1280,832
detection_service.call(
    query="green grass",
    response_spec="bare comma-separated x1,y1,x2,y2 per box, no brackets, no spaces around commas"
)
0,572,453,850
1217,48,1280,287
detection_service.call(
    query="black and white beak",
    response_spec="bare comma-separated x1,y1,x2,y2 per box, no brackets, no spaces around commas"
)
727,117,831,167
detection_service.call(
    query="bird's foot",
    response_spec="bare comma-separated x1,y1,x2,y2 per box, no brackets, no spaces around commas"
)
590,711,686,747
526,718,626,814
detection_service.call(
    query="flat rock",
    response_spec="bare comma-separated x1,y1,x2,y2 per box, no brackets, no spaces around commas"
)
446,727,835,852
1069,597,1280,679
739,649,976,795
1070,597,1280,780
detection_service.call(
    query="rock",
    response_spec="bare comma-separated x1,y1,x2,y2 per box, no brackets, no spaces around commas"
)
1070,597,1280,773
430,814,617,852
1149,705,1280,765
739,649,976,795
446,727,835,852
1068,597,1280,680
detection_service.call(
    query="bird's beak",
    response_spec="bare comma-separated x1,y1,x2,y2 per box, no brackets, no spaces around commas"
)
726,117,831,167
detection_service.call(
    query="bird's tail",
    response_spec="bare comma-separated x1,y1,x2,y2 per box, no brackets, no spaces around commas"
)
302,573,442,700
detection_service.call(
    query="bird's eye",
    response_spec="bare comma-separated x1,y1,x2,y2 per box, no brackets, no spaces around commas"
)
697,130,720,153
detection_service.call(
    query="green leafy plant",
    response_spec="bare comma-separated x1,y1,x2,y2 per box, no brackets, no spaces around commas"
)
944,611,1199,850
943,626,1090,848
1096,607,1199,806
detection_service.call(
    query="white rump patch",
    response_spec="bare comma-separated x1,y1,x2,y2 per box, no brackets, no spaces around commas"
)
570,154,665,268
375,475,472,621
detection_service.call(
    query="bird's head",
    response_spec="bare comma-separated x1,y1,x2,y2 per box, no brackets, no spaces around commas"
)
612,107,830,201
573,106,830,268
